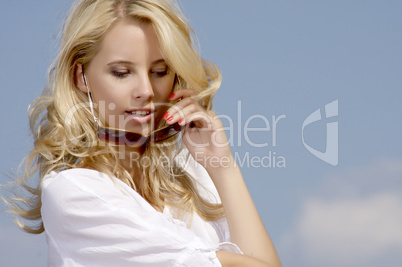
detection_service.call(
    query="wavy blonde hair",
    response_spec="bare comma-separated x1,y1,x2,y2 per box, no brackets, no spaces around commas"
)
5,0,223,234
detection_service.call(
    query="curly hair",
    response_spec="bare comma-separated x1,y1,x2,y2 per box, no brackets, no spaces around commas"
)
4,0,223,234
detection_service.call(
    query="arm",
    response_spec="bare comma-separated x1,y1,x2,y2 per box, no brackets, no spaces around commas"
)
216,250,275,267
166,90,282,266
210,163,281,267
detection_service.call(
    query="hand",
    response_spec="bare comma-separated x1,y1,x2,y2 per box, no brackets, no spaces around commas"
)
165,90,282,267
164,89,234,172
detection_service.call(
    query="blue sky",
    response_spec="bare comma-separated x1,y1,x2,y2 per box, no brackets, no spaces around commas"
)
1,1,402,266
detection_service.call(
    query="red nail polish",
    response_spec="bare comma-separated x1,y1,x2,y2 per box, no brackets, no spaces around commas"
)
179,119,185,124
169,93,175,99
167,117,173,121
163,112,169,119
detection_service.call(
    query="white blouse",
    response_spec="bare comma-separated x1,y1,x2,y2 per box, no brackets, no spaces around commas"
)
41,156,242,266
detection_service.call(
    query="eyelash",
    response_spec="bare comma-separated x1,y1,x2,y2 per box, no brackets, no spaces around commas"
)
151,69,169,77
112,70,130,78
111,68,169,79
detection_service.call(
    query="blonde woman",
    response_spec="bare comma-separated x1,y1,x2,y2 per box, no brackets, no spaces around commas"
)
6,0,281,266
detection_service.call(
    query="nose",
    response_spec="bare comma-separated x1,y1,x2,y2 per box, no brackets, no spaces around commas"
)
132,72,154,100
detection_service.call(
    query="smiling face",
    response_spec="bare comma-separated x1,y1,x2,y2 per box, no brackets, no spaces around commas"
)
78,20,175,136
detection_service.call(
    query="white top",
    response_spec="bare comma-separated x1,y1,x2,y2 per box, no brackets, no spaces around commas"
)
41,155,242,266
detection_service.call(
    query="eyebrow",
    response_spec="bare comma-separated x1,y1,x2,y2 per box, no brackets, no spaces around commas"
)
151,59,167,65
107,60,133,66
107,59,167,66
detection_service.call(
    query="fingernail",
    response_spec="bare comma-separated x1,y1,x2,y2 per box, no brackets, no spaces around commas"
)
169,93,175,99
167,117,174,121
178,119,185,124
163,112,169,119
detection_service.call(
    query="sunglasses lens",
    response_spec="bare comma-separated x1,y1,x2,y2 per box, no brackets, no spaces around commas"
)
98,126,146,145
98,123,184,145
152,123,184,142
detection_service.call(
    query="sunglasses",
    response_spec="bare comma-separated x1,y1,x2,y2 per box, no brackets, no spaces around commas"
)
98,122,184,146
82,71,184,146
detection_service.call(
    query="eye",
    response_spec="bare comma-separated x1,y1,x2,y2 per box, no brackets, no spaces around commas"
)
111,70,130,78
151,67,169,78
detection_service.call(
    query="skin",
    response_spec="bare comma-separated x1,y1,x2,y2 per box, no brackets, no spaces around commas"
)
76,19,281,267
168,92,282,267
77,20,175,140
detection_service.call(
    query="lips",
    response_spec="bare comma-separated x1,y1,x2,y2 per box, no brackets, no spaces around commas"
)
125,108,154,123
126,107,154,116
127,110,152,117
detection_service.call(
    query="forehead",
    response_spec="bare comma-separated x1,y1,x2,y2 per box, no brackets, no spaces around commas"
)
93,20,163,64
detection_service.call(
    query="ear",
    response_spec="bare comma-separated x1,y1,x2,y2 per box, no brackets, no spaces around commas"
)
75,64,89,93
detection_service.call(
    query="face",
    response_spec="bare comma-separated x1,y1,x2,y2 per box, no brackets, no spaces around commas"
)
80,20,175,136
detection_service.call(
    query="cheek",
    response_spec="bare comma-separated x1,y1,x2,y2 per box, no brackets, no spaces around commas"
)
91,77,123,103
153,77,175,118
154,77,175,101
92,82,130,119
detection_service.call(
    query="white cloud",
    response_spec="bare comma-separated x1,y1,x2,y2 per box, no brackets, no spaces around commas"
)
279,159,402,267
298,194,402,266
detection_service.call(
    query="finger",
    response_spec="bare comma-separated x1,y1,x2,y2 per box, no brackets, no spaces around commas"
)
164,97,202,122
169,89,197,101
165,101,201,125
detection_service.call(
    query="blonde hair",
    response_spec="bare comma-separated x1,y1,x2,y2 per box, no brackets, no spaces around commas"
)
5,0,223,234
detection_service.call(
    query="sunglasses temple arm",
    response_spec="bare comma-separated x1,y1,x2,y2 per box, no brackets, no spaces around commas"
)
88,92,99,125
83,73,100,127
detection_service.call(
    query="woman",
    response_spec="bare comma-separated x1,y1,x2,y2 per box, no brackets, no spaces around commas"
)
6,0,281,266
